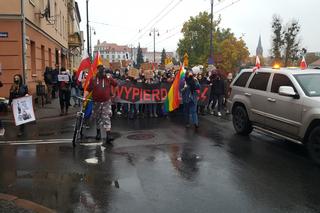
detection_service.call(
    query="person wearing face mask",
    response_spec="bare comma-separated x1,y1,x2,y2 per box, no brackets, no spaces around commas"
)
9,74,28,136
87,65,118,147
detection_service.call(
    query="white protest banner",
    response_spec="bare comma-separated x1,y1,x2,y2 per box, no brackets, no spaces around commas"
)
58,74,70,82
12,95,36,126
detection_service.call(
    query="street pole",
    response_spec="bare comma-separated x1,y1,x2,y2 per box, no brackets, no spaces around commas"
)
149,28,159,63
21,0,26,84
89,26,91,57
209,0,214,65
153,28,156,63
86,0,90,59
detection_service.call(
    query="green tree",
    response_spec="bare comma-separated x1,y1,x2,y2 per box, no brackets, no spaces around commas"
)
271,15,301,66
271,15,284,65
136,43,144,69
283,20,301,66
161,48,166,66
177,11,249,72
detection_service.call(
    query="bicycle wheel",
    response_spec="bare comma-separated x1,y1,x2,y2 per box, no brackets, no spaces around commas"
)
72,115,82,147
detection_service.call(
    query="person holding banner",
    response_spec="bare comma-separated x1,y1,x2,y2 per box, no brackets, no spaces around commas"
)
87,66,118,147
9,74,28,136
58,68,72,116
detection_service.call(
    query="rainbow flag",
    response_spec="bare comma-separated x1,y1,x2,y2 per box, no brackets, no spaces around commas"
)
164,65,186,112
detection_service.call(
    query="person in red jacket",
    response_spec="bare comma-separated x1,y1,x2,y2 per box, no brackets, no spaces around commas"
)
87,65,118,147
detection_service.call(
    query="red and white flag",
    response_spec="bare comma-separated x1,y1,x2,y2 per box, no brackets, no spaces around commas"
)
300,56,307,70
253,56,261,72
76,53,91,82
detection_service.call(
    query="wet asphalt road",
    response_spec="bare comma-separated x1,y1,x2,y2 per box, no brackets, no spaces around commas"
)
0,114,320,213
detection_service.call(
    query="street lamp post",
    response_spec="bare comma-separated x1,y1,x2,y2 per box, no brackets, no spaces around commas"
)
149,28,159,63
89,26,96,57
209,0,214,65
86,0,90,58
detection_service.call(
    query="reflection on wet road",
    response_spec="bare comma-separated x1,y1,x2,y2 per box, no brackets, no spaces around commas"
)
1,115,320,212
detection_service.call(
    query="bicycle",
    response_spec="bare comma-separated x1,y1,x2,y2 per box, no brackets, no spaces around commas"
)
72,96,91,147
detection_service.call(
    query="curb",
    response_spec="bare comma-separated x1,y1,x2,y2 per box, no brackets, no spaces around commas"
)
0,193,56,213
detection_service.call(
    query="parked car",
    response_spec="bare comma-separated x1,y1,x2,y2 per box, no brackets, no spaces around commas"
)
227,67,320,164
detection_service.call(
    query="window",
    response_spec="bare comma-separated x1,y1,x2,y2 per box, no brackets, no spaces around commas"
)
30,41,36,75
271,74,295,93
295,74,320,97
48,48,52,66
249,73,271,91
233,72,252,87
41,45,45,71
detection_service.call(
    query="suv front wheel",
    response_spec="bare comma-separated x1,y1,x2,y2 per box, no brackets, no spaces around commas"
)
232,105,253,135
307,126,320,165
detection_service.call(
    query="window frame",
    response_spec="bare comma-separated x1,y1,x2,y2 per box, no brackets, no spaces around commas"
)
248,72,271,91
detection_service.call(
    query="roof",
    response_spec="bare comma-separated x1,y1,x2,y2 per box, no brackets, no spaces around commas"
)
96,42,129,52
241,67,320,75
309,59,320,67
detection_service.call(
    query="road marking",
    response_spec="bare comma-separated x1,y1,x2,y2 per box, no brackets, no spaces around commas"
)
0,139,105,146
0,139,72,145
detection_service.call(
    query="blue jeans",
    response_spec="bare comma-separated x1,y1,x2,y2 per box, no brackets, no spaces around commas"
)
184,101,198,125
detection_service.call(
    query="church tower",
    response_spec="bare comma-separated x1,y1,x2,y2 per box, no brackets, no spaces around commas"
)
256,35,263,57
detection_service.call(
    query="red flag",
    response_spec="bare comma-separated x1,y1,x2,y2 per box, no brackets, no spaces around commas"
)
300,56,307,70
84,52,103,91
76,53,91,82
253,56,261,72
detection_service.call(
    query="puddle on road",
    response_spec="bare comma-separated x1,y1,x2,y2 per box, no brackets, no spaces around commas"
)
84,157,99,164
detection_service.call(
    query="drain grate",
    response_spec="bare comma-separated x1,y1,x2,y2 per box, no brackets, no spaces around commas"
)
127,133,155,140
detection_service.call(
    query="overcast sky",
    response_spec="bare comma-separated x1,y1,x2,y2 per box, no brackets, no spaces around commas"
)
77,0,320,56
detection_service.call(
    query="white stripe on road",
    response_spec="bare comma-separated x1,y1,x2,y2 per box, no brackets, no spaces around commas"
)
0,139,72,145
0,139,104,146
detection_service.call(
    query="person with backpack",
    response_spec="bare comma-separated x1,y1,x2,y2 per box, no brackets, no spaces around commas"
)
58,68,72,115
44,66,53,103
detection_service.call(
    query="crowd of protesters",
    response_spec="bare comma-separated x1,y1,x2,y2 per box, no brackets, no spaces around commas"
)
0,63,232,137
42,64,232,121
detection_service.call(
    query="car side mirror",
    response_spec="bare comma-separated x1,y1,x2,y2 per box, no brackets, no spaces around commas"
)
279,86,299,99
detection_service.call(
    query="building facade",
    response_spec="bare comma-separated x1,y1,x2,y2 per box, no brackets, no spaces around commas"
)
94,41,131,62
67,0,82,71
0,0,80,97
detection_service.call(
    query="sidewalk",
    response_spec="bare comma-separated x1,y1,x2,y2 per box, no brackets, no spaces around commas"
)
1,97,79,123
0,193,55,213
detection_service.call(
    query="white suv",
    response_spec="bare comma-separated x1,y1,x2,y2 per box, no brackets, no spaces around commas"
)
227,67,320,164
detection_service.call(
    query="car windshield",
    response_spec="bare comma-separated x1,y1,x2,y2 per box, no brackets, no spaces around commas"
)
294,74,320,97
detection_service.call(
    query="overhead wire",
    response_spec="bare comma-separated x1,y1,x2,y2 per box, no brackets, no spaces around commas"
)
126,0,178,45
149,0,242,49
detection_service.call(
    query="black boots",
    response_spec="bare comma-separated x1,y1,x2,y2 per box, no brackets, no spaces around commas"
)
96,129,101,141
102,131,114,147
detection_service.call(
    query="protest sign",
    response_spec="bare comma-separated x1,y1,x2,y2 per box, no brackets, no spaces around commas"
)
141,63,153,71
12,95,36,126
110,62,121,70
128,68,140,79
58,74,70,82
144,70,154,79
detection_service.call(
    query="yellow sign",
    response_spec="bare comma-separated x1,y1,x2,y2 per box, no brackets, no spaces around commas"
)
183,53,189,67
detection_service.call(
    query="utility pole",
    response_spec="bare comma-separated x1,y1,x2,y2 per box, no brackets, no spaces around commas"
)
209,0,214,65
149,28,159,63
86,0,90,59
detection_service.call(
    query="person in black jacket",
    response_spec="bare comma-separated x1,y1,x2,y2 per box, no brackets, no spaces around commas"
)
9,74,28,136
208,70,225,117
44,66,53,103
